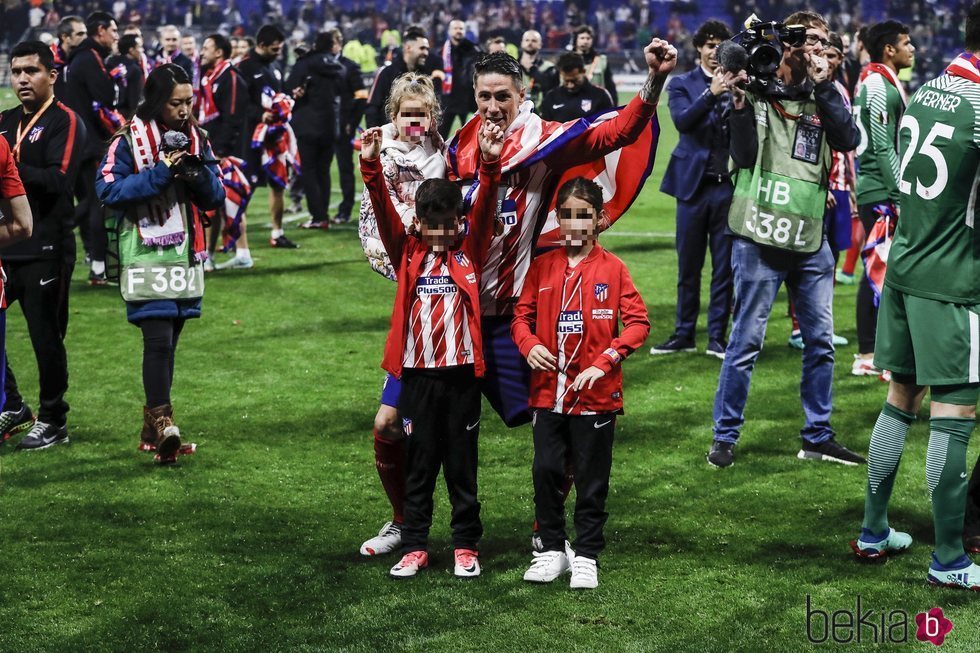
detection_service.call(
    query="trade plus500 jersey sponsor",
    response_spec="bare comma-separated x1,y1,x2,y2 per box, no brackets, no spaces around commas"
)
558,310,584,334
416,276,459,296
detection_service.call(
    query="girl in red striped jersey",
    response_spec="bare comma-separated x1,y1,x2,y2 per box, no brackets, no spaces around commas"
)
512,177,650,589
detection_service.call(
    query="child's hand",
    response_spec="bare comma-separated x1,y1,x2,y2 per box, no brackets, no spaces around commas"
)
570,366,606,392
526,344,557,371
478,121,505,161
360,127,383,161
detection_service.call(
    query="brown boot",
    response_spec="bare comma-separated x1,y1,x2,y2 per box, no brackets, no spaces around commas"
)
146,404,181,462
139,406,156,451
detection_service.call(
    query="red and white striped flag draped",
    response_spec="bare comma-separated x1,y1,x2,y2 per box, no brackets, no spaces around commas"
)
250,87,300,189
447,103,660,248
217,156,253,252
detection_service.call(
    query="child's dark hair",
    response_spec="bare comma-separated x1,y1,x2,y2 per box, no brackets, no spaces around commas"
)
415,179,463,224
557,177,604,216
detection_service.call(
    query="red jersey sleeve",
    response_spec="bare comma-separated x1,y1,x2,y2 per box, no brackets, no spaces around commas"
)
360,155,406,268
591,259,650,373
465,156,502,269
0,138,26,198
511,258,545,357
548,95,656,170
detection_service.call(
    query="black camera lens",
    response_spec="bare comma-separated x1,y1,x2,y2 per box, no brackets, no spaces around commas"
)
749,42,783,77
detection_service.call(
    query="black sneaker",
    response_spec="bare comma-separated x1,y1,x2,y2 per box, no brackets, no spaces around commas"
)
269,235,299,249
797,438,866,466
649,335,696,355
0,404,34,443
707,441,735,468
16,421,69,450
706,339,727,360
88,270,108,286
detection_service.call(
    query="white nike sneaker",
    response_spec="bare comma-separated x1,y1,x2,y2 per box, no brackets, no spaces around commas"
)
389,550,428,578
569,556,598,589
215,254,254,270
360,521,402,556
523,549,570,583
453,548,481,578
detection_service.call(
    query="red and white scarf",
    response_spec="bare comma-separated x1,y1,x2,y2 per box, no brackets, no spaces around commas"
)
859,62,908,106
197,59,231,124
441,40,454,95
946,52,980,82
218,155,253,252
250,87,300,188
128,116,207,260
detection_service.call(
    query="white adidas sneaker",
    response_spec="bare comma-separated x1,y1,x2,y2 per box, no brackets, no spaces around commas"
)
360,521,402,556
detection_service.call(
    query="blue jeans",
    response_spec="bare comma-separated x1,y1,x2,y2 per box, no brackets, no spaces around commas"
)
712,238,836,445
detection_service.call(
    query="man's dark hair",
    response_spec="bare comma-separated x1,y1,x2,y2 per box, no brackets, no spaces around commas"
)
206,33,232,59
827,31,844,54
867,20,910,63
473,51,523,88
415,178,463,224
572,25,595,39
693,19,732,49
966,1,980,51
57,15,84,38
244,36,256,48
403,26,428,43
85,11,115,37
856,25,869,47
255,24,285,46
313,31,336,53
557,52,585,73
118,34,139,57
10,41,55,71
137,63,193,123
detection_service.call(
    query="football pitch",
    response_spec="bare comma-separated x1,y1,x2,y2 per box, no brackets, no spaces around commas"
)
0,102,977,652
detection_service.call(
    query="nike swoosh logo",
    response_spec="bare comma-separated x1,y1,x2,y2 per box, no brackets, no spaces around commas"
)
40,278,57,286
539,286,552,291
0,131,7,135
253,73,263,78
552,104,564,109
961,472,969,479
466,420,480,431
594,420,612,429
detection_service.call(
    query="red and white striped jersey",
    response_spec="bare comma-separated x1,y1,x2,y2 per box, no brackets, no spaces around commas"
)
403,252,475,370
553,265,586,413
829,80,854,192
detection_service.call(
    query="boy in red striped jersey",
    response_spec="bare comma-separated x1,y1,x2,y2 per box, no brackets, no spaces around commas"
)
360,120,504,579
512,177,650,589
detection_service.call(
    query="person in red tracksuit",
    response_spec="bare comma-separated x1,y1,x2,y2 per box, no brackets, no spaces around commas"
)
511,177,650,589
360,120,503,580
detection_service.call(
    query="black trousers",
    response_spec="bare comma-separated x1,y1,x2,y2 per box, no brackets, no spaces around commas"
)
398,366,482,553
532,410,616,560
856,203,880,354
335,129,355,219
296,131,335,224
140,318,185,407
966,453,980,539
2,258,74,425
76,158,107,261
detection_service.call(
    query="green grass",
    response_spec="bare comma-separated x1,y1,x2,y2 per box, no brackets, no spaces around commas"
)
0,101,977,652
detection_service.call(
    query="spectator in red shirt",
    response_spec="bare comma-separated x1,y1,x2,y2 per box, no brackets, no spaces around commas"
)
512,176,649,590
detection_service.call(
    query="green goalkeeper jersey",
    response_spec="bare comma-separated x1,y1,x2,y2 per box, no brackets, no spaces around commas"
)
885,73,980,304
854,70,904,204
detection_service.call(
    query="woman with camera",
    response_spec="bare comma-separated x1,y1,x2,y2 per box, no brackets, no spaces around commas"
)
96,63,224,464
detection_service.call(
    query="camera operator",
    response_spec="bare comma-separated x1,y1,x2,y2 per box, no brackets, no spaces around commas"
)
707,11,863,469
96,64,224,465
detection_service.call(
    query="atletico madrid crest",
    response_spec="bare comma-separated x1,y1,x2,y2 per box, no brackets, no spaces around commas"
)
454,251,471,267
594,283,608,302
28,126,44,143
402,417,413,437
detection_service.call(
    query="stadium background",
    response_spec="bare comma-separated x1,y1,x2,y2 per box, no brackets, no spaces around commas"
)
0,2,976,651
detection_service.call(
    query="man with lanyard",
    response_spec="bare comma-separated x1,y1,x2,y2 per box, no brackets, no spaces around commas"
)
518,30,556,109
437,20,480,139
0,41,84,450
851,21,914,377
572,25,617,106
706,11,863,469
51,16,86,101
848,5,980,589
652,19,734,361
238,24,297,250
359,44,672,557
364,26,431,128
198,33,253,270
64,11,119,287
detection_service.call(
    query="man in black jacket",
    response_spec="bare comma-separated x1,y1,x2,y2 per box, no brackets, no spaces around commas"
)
238,24,297,249
539,53,614,122
0,42,85,449
437,20,479,138
52,15,86,101
328,29,365,224
64,10,119,286
364,26,431,128
106,33,145,120
199,33,254,269
158,25,195,81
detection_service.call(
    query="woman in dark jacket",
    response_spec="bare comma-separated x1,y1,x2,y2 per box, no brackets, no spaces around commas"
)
96,64,224,464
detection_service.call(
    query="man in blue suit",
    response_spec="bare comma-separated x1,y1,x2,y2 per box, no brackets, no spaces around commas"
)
652,20,734,360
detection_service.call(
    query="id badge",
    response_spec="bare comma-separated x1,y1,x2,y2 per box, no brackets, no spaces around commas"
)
792,116,823,164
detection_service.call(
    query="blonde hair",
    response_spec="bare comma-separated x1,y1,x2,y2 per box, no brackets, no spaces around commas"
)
386,72,442,127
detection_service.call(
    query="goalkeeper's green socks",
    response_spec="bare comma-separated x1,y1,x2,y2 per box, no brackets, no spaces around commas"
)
861,403,916,536
926,417,976,566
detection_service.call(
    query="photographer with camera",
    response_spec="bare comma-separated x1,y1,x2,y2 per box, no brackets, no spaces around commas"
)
706,12,863,469
96,64,224,465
